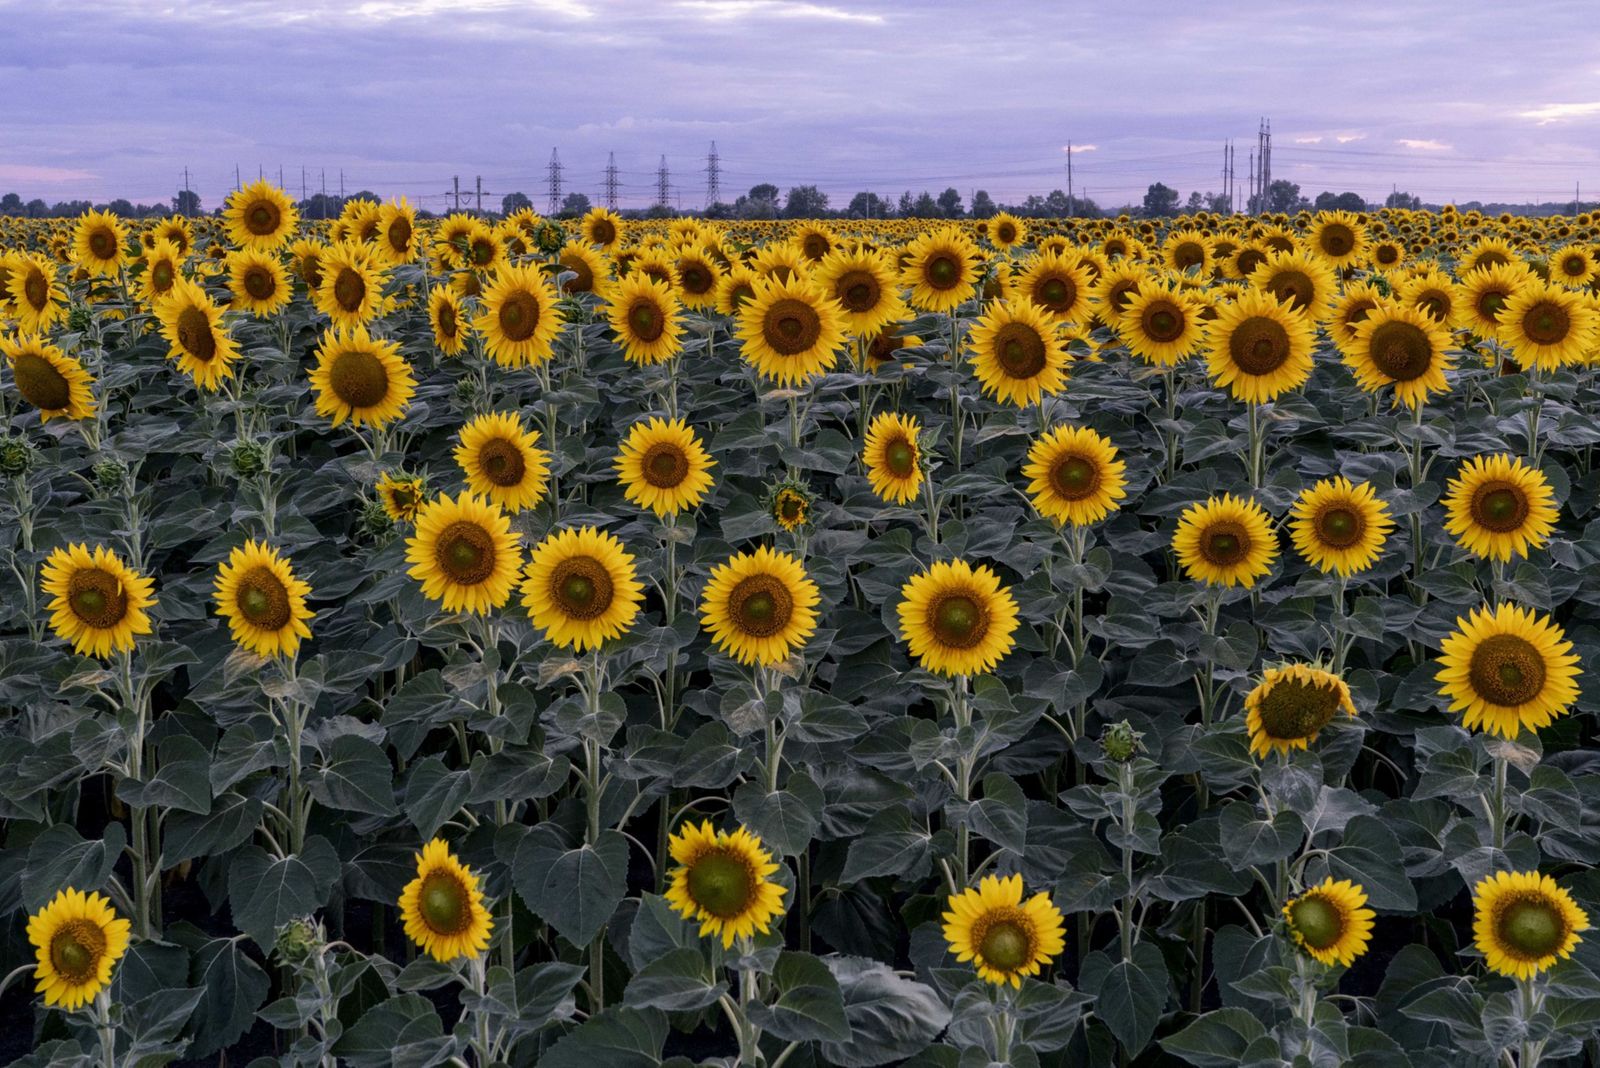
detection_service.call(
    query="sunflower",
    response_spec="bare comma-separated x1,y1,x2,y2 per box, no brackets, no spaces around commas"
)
71,209,127,276
428,287,470,356
1472,870,1589,980
454,410,550,513
1499,280,1598,370
1551,244,1599,287
475,263,564,369
308,325,415,429
459,219,505,275
674,245,723,310
398,839,493,962
376,471,426,522
716,264,761,316
520,526,644,651
154,277,240,391
375,198,418,265
288,238,327,290
665,821,787,947
1369,239,1406,272
700,545,820,666
40,543,155,658
1288,477,1393,576
942,873,1065,988
1021,424,1127,527
1437,603,1579,739
1308,211,1369,268
1461,236,1519,273
862,411,922,504
1459,263,1533,337
1283,878,1374,968
556,240,607,295
615,416,716,517
864,327,925,367
1092,262,1150,321
897,559,1019,677
224,180,299,251
153,215,193,255
139,238,185,309
1245,663,1357,758
1173,495,1278,588
1327,281,1387,352
1398,269,1464,328
605,273,684,366
1204,289,1315,404
967,299,1069,408
736,275,846,386
814,248,906,337
3,334,95,422
26,888,132,1010
1119,285,1205,366
6,252,66,333
314,241,384,331
579,206,625,252
226,249,290,318
902,227,981,312
1248,249,1339,322
771,484,812,531
1007,251,1093,324
752,241,809,285
213,539,314,659
1163,229,1213,275
406,492,523,615
1343,302,1453,409
1441,453,1557,562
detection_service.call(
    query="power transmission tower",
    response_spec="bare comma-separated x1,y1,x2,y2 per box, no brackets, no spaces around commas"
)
705,141,720,208
656,155,670,210
604,153,619,210
300,167,306,209
547,150,563,214
1248,151,1256,215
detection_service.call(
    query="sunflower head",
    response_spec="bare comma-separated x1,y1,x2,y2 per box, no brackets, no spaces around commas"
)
40,543,156,658
1021,424,1127,527
71,210,128,275
1120,285,1204,366
902,227,981,313
1288,476,1394,576
1204,289,1315,405
213,540,314,659
475,262,565,368
896,559,1020,677
376,471,427,523
736,275,846,386
308,325,416,430
770,483,813,532
615,416,716,517
398,839,494,962
27,888,132,1010
405,492,524,616
665,821,788,947
815,247,906,337
863,411,923,505
225,180,300,251
1473,870,1589,980
454,411,551,514
1283,878,1374,968
1441,453,1557,563
700,545,821,666
155,276,241,392
967,298,1070,408
1172,494,1279,588
1437,602,1580,739
606,273,685,366
3,334,95,422
1245,663,1357,759
521,526,644,652
942,873,1066,987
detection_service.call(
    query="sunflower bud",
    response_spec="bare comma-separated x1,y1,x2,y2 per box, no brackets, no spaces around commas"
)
1100,720,1143,764
768,480,814,533
359,498,395,541
454,375,480,406
0,437,34,478
93,458,126,492
274,917,319,965
534,222,565,254
67,302,93,333
229,440,268,479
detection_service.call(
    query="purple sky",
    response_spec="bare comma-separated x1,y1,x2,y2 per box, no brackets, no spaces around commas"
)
5,0,1600,211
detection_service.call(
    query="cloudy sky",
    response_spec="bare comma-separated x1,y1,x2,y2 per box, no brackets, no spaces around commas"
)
4,0,1600,211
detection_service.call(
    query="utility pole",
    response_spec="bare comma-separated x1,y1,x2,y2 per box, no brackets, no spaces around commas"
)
475,175,483,214
656,155,670,210
320,170,327,219
1067,141,1074,217
705,141,720,209
1248,151,1256,215
547,149,563,214
235,164,241,192
301,167,307,208
182,167,192,216
604,152,619,210
339,169,345,201
452,176,461,213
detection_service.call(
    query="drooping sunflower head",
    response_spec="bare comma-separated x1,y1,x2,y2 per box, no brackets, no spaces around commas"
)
665,821,788,948
735,274,846,386
862,410,923,505
154,276,241,392
1119,285,1204,366
398,839,494,962
770,483,813,531
700,545,821,666
227,248,291,318
521,526,643,652
1472,870,1589,980
896,558,1020,677
40,543,156,658
213,539,314,659
71,209,128,276
1499,280,1599,371
6,252,67,333
1021,423,1127,527
3,334,95,423
1288,476,1394,576
1441,453,1557,562
1437,602,1580,739
308,325,416,429
1203,288,1316,405
615,416,716,517
1245,663,1357,758
606,272,685,366
474,262,565,369
1282,878,1374,968
428,286,470,356
376,470,427,523
1172,494,1279,588
967,298,1070,408
26,888,132,1010
405,491,523,616
901,227,981,313
942,873,1066,988
224,180,299,251
814,247,906,337
453,410,551,514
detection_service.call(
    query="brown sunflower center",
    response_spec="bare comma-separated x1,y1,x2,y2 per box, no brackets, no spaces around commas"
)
925,254,961,290
1476,250,1510,269
1478,289,1509,321
729,573,795,637
1199,520,1251,566
1315,505,1365,548
993,322,1048,379
418,871,472,935
777,492,806,523
333,267,366,313
245,201,281,236
88,227,116,261
591,219,617,246
928,590,988,649
1319,224,1355,256
435,521,497,586
1289,895,1343,950
560,254,595,293
1228,315,1291,376
1522,301,1571,345
177,307,218,364
329,349,389,409
837,270,880,312
477,437,527,487
1141,301,1186,343
1035,275,1075,312
1265,270,1314,312
1468,633,1546,707
550,555,615,620
681,264,713,294
1497,897,1566,959
1415,290,1450,322
1050,454,1101,501
687,850,754,918
977,917,1032,972
763,298,822,356
642,443,690,488
151,261,175,292
1342,299,1376,330
68,567,128,630
996,222,1017,243
727,282,756,310
469,239,495,267
1173,241,1206,270
1374,244,1400,265
1367,320,1434,381
23,268,49,310
1469,481,1530,533
1236,249,1268,276
1257,677,1342,740
49,919,106,984
1559,255,1586,278
802,234,829,260
387,218,412,252
436,302,458,340
884,436,917,478
236,565,292,630
244,266,276,301
1108,280,1140,310
11,352,71,411
299,256,324,289
495,287,542,342
628,299,665,342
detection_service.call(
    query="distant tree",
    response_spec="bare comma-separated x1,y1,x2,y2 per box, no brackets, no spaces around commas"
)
0,193,22,216
502,191,533,215
1266,180,1306,214
1073,196,1102,219
847,191,890,218
1314,190,1366,212
898,190,915,216
106,198,135,217
734,193,778,220
1041,189,1068,216
53,200,92,216
748,183,780,204
784,185,830,218
347,190,380,207
1185,190,1206,212
26,199,48,218
704,201,735,220
970,190,997,218
1206,192,1233,214
559,192,592,218
1385,190,1422,210
911,191,940,217
298,193,342,220
1142,182,1180,217
173,189,202,216
936,187,964,217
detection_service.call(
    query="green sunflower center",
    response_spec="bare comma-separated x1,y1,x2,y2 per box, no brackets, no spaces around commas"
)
246,203,280,236
1289,895,1343,950
436,521,496,586
1316,506,1364,548
49,919,106,983
1498,897,1565,958
629,299,665,342
1199,521,1250,566
687,850,754,918
978,919,1032,972
1468,633,1547,707
730,573,794,637
929,591,987,649
68,567,128,630
88,227,116,261
1050,454,1100,501
1036,276,1072,310
994,323,1048,379
236,565,292,630
884,437,917,478
550,556,614,620
925,254,960,289
151,261,175,292
1142,302,1185,343
419,871,472,935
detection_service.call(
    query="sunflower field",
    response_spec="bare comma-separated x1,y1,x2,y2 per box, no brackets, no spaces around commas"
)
4,190,1600,1067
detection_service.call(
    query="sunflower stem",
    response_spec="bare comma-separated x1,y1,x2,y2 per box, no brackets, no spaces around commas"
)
1525,366,1543,467
1492,752,1509,854
952,674,972,889
1246,401,1264,490
95,988,116,1068
1117,760,1137,962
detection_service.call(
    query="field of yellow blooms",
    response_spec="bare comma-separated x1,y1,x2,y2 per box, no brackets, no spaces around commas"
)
4,187,1600,1066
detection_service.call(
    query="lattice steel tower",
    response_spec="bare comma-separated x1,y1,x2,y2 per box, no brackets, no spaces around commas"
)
705,142,720,208
604,152,619,210
546,149,563,214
